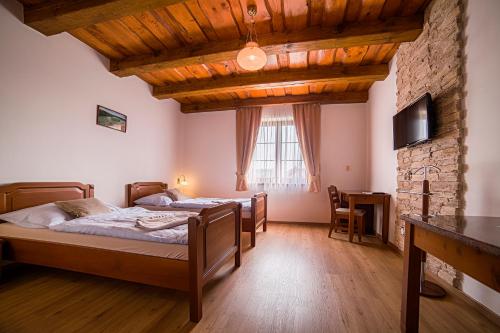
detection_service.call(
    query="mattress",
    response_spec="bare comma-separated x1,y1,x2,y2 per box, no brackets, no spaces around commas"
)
0,223,188,260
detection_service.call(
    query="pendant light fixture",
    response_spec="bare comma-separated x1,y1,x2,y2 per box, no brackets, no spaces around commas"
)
236,4,267,71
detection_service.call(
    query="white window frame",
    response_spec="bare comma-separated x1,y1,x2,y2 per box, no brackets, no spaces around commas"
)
249,118,307,187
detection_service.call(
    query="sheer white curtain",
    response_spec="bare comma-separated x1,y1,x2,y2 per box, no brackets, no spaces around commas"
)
247,106,308,191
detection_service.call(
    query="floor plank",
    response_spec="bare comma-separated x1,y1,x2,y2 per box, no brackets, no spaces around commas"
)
0,223,498,332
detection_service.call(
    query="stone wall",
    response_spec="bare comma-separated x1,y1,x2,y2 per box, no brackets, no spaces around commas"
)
395,0,464,287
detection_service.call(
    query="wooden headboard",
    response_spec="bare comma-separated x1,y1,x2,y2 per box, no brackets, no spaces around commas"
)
127,182,167,207
0,182,94,214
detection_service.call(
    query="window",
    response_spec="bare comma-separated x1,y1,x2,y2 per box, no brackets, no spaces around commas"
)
247,108,307,189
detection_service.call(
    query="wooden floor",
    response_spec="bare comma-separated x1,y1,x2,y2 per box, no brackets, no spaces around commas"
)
0,223,498,333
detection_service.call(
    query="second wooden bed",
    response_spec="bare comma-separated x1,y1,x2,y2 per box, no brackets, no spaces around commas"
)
127,182,267,247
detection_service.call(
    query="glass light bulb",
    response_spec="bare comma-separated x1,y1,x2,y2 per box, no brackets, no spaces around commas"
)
236,41,267,71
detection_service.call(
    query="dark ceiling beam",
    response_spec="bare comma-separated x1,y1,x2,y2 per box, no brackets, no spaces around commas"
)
180,92,369,113
153,65,387,99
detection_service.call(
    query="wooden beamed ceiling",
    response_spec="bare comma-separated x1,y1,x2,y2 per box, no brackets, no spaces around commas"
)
19,0,428,113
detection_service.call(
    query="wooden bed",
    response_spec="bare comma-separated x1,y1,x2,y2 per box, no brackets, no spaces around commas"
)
127,182,267,247
0,182,242,323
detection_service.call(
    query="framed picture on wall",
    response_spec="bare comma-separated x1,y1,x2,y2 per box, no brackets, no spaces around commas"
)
96,105,127,133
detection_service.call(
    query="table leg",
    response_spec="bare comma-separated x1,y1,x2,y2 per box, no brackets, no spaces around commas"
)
382,195,390,244
348,196,355,242
401,222,422,333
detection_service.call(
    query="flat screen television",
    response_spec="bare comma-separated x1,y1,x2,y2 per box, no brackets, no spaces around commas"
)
393,93,435,150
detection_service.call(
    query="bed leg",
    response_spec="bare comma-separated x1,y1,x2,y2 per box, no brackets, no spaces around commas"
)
188,218,203,322
263,194,268,232
251,230,256,247
189,284,202,322
0,239,4,282
235,209,242,268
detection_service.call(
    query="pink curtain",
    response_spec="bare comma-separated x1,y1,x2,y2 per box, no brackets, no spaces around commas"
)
293,103,321,192
236,106,262,191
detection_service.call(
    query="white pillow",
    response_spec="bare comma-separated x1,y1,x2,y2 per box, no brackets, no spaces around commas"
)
0,203,72,228
134,193,173,206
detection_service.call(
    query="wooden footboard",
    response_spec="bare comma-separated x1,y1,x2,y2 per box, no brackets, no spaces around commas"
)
188,201,242,322
243,192,268,247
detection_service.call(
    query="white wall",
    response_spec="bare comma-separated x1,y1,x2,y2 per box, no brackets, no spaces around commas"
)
0,0,182,206
366,57,398,244
462,0,500,315
180,103,367,223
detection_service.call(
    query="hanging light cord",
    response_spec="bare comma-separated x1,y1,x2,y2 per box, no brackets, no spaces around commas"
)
245,10,258,44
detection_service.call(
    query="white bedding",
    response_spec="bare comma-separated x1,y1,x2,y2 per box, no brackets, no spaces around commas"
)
49,207,198,245
170,198,252,212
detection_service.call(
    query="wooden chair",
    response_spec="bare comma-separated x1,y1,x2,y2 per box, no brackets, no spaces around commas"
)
328,185,366,241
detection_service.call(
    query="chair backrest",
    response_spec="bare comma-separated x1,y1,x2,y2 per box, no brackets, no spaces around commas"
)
328,185,341,220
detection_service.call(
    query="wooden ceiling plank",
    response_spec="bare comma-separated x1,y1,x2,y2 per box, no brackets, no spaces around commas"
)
271,87,287,97
23,0,188,36
277,53,289,69
134,11,181,49
184,0,220,42
373,42,397,63
308,50,319,67
249,89,269,98
181,91,368,113
110,15,422,77
85,24,136,56
265,0,285,32
344,0,363,23
161,4,208,45
226,0,248,35
380,0,402,19
291,86,310,95
316,49,336,66
119,16,166,52
197,0,241,40
70,28,125,59
283,0,308,31
399,0,428,16
382,42,400,62
288,51,309,69
322,0,347,27
341,45,369,65
309,0,325,26
153,64,388,99
263,54,280,71
93,21,153,55
358,0,386,21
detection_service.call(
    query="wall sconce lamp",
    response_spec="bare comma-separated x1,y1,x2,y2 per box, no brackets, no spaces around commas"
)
177,175,188,186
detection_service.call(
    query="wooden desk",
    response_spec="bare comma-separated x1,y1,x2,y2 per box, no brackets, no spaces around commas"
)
400,215,500,333
340,191,391,243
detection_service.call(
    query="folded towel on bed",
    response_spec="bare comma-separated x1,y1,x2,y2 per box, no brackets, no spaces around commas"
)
135,213,196,231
